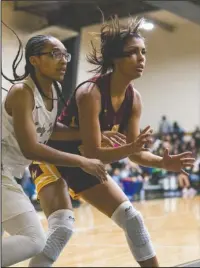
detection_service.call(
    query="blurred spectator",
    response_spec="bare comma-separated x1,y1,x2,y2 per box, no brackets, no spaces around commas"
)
172,121,184,140
193,126,200,153
158,115,172,135
178,173,197,198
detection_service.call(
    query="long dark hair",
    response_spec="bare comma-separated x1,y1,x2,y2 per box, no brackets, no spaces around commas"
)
87,15,144,75
1,21,66,106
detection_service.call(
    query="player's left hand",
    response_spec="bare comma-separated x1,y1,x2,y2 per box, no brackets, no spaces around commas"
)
161,148,195,176
101,131,126,147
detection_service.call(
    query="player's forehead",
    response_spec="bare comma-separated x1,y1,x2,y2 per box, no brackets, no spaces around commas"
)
43,37,67,52
124,37,145,51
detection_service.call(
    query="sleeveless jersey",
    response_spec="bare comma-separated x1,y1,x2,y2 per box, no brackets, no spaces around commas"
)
2,75,58,177
58,72,134,134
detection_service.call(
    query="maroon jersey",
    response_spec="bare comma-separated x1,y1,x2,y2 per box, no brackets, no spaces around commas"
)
44,72,134,196
58,72,134,134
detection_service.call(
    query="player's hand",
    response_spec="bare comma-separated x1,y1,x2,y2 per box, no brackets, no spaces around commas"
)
101,131,126,147
131,126,153,153
161,148,195,176
80,158,108,183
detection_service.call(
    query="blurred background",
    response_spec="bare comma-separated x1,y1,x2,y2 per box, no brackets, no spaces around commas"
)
2,1,200,267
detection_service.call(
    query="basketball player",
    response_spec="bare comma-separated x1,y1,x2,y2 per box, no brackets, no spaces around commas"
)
1,24,112,266
29,16,195,267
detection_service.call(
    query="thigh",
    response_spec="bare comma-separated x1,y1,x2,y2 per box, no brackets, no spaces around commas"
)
29,162,73,218
79,175,128,217
2,175,35,222
2,211,44,237
39,178,73,218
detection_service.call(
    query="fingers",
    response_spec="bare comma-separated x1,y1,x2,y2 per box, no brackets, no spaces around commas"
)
102,135,114,147
180,157,195,168
140,125,151,134
102,132,127,146
110,135,126,146
179,151,193,158
94,160,108,182
114,134,126,143
180,157,195,163
83,159,108,183
97,165,108,183
136,133,152,147
113,132,126,139
140,126,153,135
164,148,169,154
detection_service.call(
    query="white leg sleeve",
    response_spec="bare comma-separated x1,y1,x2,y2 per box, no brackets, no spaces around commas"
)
2,211,46,267
2,175,35,222
111,201,156,262
29,209,75,267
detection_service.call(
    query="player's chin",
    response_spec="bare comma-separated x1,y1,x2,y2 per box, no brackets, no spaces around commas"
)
133,71,143,79
54,73,65,82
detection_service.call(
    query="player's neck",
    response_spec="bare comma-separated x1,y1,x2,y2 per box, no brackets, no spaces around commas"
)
110,71,131,97
34,71,53,93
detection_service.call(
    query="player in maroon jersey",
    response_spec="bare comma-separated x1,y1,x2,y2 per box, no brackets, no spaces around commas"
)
29,16,195,267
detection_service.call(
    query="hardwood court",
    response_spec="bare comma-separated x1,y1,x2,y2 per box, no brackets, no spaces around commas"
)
11,196,200,267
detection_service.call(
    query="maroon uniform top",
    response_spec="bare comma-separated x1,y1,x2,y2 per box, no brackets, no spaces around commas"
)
43,72,135,195
58,72,134,134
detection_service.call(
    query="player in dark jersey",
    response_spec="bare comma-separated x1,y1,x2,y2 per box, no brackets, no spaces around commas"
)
29,16,195,267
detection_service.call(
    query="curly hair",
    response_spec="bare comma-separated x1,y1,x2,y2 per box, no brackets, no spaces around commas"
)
87,15,144,75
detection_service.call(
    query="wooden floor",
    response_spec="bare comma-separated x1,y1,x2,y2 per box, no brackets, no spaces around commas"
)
11,196,200,267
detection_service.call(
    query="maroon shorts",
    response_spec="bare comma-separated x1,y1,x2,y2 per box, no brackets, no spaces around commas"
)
29,140,100,199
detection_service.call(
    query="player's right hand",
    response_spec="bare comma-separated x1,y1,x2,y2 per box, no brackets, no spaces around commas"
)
80,158,108,183
131,126,153,153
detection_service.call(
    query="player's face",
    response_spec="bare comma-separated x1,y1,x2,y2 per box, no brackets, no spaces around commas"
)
114,37,146,80
30,38,70,82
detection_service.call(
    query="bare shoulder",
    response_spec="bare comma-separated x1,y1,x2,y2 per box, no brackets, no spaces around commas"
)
76,81,101,105
5,83,34,111
131,86,142,102
131,87,143,115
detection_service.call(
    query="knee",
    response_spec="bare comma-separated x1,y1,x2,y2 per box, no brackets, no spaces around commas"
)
111,201,140,229
111,201,156,262
48,209,75,242
111,201,150,241
44,209,75,261
30,235,46,256
27,226,46,256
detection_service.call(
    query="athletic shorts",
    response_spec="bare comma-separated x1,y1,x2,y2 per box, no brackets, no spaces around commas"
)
29,140,101,199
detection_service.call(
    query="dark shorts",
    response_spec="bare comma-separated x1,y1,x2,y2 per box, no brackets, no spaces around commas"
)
29,140,100,199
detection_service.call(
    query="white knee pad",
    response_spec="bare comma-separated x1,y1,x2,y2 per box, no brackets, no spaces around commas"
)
43,209,75,262
111,201,156,262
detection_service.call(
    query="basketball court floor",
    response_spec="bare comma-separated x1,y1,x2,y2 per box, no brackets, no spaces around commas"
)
10,196,200,267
